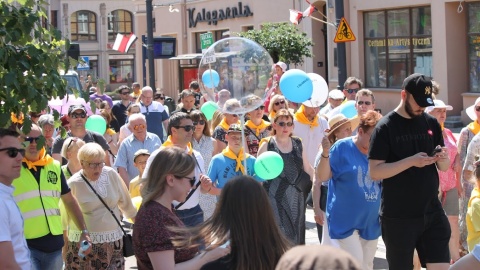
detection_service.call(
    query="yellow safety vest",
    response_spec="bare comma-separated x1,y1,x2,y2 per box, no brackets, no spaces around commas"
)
12,161,63,239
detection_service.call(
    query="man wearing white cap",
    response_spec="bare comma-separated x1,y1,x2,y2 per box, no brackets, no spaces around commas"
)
320,89,345,116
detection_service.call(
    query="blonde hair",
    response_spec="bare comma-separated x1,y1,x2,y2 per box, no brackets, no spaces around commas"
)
268,95,289,113
141,147,196,205
61,137,85,159
211,110,224,133
77,142,105,162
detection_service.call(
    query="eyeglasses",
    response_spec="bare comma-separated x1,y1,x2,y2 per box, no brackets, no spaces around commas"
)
255,105,266,111
82,161,105,169
357,101,372,106
346,88,360,94
25,137,41,143
193,120,206,126
120,92,130,95
274,100,286,106
71,112,87,119
476,106,480,112
277,122,293,127
175,125,195,132
66,137,79,150
133,124,146,130
175,175,196,187
0,147,25,158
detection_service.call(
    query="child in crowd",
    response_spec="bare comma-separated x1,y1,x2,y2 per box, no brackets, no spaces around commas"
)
129,149,150,198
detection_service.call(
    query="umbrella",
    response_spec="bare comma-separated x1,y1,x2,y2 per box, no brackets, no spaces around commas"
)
48,95,94,115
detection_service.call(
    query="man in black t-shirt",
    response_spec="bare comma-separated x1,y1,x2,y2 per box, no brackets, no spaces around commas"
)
368,73,451,270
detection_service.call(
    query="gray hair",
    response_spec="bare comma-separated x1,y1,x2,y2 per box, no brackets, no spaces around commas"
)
37,114,54,128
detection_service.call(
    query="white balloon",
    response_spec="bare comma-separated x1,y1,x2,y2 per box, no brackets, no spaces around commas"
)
302,73,329,107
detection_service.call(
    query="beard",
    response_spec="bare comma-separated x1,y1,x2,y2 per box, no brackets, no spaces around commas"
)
405,95,424,118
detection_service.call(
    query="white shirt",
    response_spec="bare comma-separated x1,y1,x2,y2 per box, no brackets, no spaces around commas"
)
143,146,205,210
293,117,329,167
0,183,31,270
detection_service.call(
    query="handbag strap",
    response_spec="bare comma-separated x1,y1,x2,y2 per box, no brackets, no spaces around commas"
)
245,126,261,141
174,152,203,210
80,173,127,236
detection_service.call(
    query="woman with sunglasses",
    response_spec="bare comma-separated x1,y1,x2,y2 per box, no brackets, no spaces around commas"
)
133,147,228,270
245,105,271,156
64,143,137,269
190,110,219,220
212,99,241,152
118,103,141,145
257,109,313,245
267,95,290,122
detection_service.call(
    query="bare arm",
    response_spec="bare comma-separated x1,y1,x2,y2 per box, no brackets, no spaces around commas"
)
435,146,450,172
316,137,332,182
117,167,130,187
450,252,480,270
369,152,437,180
61,192,92,253
215,139,227,153
0,241,21,270
148,248,228,270
104,151,111,167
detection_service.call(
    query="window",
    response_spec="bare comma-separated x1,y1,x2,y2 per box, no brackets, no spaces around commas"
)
108,10,133,41
469,3,480,92
71,11,97,41
364,7,432,88
109,60,134,84
194,30,229,53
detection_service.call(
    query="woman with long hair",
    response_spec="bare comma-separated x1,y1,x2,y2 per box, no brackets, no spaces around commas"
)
190,110,219,220
133,147,227,270
171,176,291,270
257,109,313,245
267,95,290,122
118,103,141,145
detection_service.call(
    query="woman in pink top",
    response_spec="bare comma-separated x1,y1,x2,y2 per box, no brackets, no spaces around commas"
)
427,99,461,262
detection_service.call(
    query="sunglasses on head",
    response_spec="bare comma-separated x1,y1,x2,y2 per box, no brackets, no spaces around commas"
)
346,88,360,94
255,105,266,111
274,100,286,106
357,101,372,106
277,121,293,127
0,147,25,158
71,112,87,119
175,125,195,132
176,175,196,187
67,137,79,150
25,137,41,143
476,106,480,112
193,120,206,126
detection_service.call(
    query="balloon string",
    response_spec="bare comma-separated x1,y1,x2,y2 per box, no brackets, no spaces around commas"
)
241,116,247,175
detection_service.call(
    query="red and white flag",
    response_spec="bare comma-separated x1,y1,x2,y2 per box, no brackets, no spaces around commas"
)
112,33,137,53
302,4,317,17
289,9,303,25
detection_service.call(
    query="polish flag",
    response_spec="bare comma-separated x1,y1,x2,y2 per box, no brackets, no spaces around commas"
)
302,4,317,17
112,33,137,53
289,9,303,25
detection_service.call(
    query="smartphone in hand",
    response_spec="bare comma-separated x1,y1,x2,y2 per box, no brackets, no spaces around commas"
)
429,146,442,157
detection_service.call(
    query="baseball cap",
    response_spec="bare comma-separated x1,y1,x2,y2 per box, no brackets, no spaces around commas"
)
133,149,150,162
68,104,87,115
402,73,434,107
275,61,287,73
328,89,345,100
227,124,243,134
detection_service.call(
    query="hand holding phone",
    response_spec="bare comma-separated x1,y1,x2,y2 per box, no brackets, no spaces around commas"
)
429,146,442,157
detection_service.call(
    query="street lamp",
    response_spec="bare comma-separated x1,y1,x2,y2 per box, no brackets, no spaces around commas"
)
145,0,155,88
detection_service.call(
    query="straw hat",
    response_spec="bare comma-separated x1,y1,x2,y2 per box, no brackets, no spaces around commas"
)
325,114,359,136
466,97,480,121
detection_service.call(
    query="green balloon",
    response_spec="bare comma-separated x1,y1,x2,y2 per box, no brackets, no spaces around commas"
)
201,101,219,121
254,151,284,180
85,115,107,135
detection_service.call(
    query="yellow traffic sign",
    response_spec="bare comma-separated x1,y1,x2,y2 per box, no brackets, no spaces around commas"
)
334,17,356,43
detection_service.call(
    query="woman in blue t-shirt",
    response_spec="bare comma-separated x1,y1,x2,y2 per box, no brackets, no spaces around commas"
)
316,110,382,270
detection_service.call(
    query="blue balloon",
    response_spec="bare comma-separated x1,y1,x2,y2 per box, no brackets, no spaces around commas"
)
279,69,313,103
202,69,220,88
339,100,357,118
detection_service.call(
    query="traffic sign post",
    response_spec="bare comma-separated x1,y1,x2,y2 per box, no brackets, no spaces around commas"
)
77,56,90,70
334,17,356,43
200,32,214,53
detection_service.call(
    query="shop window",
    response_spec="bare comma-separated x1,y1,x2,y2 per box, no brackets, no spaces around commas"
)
468,2,480,92
71,11,97,41
108,10,133,41
194,30,229,53
109,60,134,84
364,7,432,88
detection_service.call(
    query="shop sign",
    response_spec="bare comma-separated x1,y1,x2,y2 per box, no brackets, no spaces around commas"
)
366,37,432,47
187,2,253,28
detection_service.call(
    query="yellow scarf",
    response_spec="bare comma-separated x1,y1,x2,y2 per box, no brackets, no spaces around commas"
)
245,120,270,136
106,128,115,136
440,123,444,131
468,121,480,135
269,111,276,121
162,135,193,155
222,147,249,174
219,118,231,131
22,148,54,171
294,105,319,129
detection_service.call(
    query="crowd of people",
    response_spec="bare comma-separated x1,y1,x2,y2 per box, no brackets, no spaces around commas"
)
5,66,480,270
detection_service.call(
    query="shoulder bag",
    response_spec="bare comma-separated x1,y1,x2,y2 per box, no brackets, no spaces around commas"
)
80,174,134,257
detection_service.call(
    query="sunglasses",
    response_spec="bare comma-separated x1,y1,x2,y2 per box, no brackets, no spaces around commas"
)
193,120,206,126
175,125,195,132
133,124,146,130
175,175,196,187
66,137,79,150
357,101,372,106
0,147,25,158
277,122,293,127
155,96,165,100
346,88,360,94
71,112,87,119
476,106,480,112
25,137,41,143
274,100,286,106
255,105,266,111
121,92,130,95
82,161,105,169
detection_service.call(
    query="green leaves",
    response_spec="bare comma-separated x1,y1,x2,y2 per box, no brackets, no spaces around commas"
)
236,23,314,67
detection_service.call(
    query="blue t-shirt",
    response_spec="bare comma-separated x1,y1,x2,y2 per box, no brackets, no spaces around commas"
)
140,101,169,143
207,153,261,188
327,137,382,240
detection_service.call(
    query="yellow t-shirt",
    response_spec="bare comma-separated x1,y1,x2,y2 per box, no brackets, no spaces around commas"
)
467,187,480,251
129,176,141,198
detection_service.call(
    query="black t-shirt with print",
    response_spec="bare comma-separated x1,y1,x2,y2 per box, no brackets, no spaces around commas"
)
368,111,444,219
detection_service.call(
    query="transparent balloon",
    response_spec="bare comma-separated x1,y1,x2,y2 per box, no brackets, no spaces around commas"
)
198,37,274,115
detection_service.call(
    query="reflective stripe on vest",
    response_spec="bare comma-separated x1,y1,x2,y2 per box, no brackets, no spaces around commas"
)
14,190,62,203
22,208,61,220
